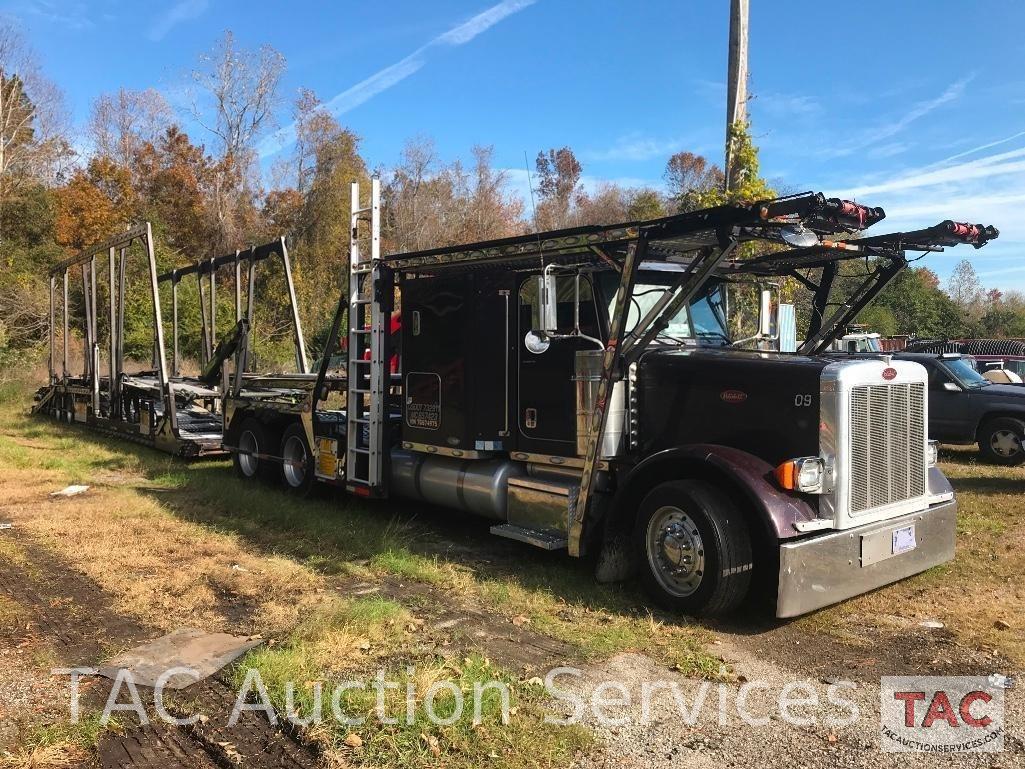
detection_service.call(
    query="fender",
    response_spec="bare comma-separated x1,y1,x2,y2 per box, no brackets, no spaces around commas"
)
614,444,819,541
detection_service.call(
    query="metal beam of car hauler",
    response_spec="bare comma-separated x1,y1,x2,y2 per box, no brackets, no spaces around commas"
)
143,222,177,432
569,235,647,557
280,236,309,374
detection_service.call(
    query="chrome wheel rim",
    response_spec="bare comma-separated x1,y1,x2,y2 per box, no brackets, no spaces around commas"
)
282,435,307,487
991,429,1021,457
646,505,705,598
238,430,259,476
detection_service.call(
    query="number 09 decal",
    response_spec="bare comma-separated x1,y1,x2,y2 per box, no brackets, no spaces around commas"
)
794,394,813,407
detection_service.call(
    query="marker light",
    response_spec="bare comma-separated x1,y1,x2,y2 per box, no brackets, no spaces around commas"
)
775,457,826,494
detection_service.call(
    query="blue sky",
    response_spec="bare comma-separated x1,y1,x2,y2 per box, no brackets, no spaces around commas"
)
6,0,1025,289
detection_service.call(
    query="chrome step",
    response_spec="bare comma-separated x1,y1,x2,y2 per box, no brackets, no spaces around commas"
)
489,524,568,550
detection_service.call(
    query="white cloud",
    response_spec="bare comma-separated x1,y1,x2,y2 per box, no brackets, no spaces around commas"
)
436,0,535,45
12,0,93,30
756,92,820,119
258,0,537,159
927,129,1025,167
149,0,209,42
821,75,973,158
582,134,695,163
839,146,1025,198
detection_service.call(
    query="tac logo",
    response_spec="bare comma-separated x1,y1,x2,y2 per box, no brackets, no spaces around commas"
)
880,676,1004,753
882,367,898,381
720,389,748,403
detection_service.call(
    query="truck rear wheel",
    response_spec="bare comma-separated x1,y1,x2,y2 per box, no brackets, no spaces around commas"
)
279,423,316,495
233,417,273,481
979,417,1025,465
634,480,752,616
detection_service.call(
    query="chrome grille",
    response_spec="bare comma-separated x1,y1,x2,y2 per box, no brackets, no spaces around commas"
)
849,382,926,514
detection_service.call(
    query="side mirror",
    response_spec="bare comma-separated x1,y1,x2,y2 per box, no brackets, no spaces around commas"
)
777,303,797,352
524,330,551,354
758,288,774,338
540,272,559,333
943,381,962,392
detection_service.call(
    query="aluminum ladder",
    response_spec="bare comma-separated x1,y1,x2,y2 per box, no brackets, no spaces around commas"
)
345,178,386,496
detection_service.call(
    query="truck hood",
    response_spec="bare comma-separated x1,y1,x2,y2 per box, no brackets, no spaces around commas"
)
980,383,1025,397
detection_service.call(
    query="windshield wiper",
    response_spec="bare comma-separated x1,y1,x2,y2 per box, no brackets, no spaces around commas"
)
654,331,689,345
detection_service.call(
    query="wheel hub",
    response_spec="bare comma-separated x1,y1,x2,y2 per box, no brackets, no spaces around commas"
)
282,435,307,487
238,431,258,476
991,430,1020,457
647,507,705,597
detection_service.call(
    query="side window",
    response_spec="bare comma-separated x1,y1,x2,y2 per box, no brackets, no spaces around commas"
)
518,275,600,337
927,365,950,391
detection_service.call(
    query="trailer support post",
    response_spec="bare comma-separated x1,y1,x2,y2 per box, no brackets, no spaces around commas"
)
144,223,176,432
48,275,54,383
280,237,309,373
108,246,116,413
62,271,68,382
171,274,180,376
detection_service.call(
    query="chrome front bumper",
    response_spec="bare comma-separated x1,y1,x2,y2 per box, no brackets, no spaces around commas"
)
776,498,957,618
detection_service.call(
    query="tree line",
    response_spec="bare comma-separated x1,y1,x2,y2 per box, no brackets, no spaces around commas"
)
0,24,1019,376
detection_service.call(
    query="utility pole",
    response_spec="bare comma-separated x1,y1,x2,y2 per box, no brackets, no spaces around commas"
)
724,0,749,192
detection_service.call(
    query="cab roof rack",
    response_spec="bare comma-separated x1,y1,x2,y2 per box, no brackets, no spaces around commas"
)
721,220,1000,355
382,192,885,275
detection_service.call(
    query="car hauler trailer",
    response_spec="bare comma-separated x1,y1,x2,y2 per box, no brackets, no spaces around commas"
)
33,227,308,457
224,183,998,616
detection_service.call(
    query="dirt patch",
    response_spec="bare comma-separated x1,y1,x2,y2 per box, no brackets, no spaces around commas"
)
567,646,1023,769
339,576,579,674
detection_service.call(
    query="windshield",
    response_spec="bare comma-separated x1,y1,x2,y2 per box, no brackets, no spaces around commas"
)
600,272,730,345
941,356,991,389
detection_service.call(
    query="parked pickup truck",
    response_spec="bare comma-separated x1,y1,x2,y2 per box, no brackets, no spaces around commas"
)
894,352,1025,465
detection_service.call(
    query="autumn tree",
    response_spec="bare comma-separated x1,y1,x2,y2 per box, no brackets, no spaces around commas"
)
664,151,724,212
626,188,667,221
946,259,983,318
382,137,453,252
449,145,523,242
134,126,216,256
533,147,581,230
0,24,70,243
89,87,172,172
52,154,137,252
190,31,285,248
572,182,628,226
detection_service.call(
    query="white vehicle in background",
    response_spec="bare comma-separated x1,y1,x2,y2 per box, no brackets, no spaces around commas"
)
832,330,882,353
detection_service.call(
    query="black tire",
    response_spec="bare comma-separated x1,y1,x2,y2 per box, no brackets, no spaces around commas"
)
278,422,316,495
232,417,274,481
633,480,753,616
978,417,1025,466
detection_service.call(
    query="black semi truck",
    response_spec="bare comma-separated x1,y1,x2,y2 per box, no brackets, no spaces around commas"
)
222,183,998,617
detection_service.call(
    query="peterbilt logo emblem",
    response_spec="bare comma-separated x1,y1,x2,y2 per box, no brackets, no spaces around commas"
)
720,390,748,403
882,367,898,381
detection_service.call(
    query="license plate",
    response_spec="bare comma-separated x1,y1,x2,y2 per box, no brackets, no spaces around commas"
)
892,525,916,555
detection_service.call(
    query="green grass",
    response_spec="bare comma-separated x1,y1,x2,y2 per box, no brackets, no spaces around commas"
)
0,380,721,677
0,380,720,766
2,711,118,767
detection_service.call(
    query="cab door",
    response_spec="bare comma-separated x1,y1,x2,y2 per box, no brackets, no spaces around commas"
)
515,274,602,457
926,363,974,443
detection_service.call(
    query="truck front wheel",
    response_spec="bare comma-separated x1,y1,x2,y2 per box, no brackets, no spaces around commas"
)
979,417,1025,465
634,480,753,616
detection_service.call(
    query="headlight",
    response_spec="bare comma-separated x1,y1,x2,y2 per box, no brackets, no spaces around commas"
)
927,440,939,468
775,456,826,494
